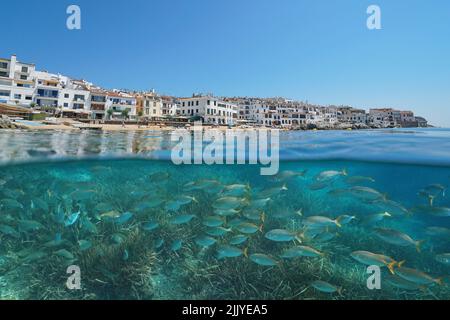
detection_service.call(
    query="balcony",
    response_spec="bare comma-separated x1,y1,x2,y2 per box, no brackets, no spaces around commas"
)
111,101,134,106
36,99,57,108
91,97,106,103
14,78,35,85
91,104,105,111
0,91,11,98
15,72,30,79
36,94,58,99
0,78,13,87
37,81,59,88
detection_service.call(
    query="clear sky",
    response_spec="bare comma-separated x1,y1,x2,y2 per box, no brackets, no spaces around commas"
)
1,0,449,126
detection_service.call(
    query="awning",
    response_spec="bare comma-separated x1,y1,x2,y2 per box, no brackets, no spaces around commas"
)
15,79,34,85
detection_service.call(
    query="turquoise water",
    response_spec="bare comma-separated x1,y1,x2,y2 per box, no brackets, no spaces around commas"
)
13,120,44,127
0,129,450,300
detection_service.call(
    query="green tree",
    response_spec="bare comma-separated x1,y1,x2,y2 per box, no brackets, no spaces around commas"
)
43,106,57,115
190,115,203,122
121,109,130,120
107,109,114,120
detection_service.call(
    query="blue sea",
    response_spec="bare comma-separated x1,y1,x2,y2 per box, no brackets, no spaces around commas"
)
0,128,449,300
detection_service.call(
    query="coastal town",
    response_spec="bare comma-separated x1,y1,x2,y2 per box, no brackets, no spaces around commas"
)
0,54,429,130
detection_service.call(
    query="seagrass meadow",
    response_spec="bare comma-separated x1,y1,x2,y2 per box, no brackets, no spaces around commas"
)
1,129,450,300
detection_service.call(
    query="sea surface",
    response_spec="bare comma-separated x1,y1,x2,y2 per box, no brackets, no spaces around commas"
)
0,128,449,300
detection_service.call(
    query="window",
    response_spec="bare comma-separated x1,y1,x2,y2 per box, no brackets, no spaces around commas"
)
64,103,69,107
14,94,21,99
25,96,32,100
0,91,10,97
196,101,199,106
92,95,106,103
64,94,69,98
0,62,8,69
21,66,28,73
20,75,27,80
0,71,8,77
37,89,58,98
207,100,210,105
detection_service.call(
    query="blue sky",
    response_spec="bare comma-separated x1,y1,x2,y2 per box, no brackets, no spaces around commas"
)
1,0,449,126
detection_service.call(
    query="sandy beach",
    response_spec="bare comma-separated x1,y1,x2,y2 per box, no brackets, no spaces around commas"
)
11,118,239,132
15,123,178,131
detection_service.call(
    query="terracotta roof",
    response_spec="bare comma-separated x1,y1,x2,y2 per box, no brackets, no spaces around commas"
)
106,91,136,99
90,89,107,95
105,91,123,98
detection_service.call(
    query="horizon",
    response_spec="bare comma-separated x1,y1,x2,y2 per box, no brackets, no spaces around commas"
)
1,0,450,126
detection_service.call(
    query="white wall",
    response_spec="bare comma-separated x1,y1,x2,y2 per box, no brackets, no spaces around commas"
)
59,88,90,110
178,96,237,125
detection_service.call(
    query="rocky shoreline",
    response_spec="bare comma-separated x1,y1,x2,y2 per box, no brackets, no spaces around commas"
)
0,116,19,129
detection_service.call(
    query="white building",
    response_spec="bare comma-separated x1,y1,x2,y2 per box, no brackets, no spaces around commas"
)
177,95,237,125
0,54,429,127
400,111,416,124
34,71,63,108
321,107,339,125
0,55,36,106
368,108,395,128
235,98,260,124
89,89,108,120
161,96,178,116
141,92,163,118
105,91,137,120
232,98,339,128
59,79,91,117
337,106,367,124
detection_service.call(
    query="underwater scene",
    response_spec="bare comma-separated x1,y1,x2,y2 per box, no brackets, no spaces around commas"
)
1,129,450,300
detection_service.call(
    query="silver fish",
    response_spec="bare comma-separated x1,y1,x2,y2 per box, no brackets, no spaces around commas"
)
249,253,278,266
310,280,341,294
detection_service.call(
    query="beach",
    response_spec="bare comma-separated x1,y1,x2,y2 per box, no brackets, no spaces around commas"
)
6,117,293,132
